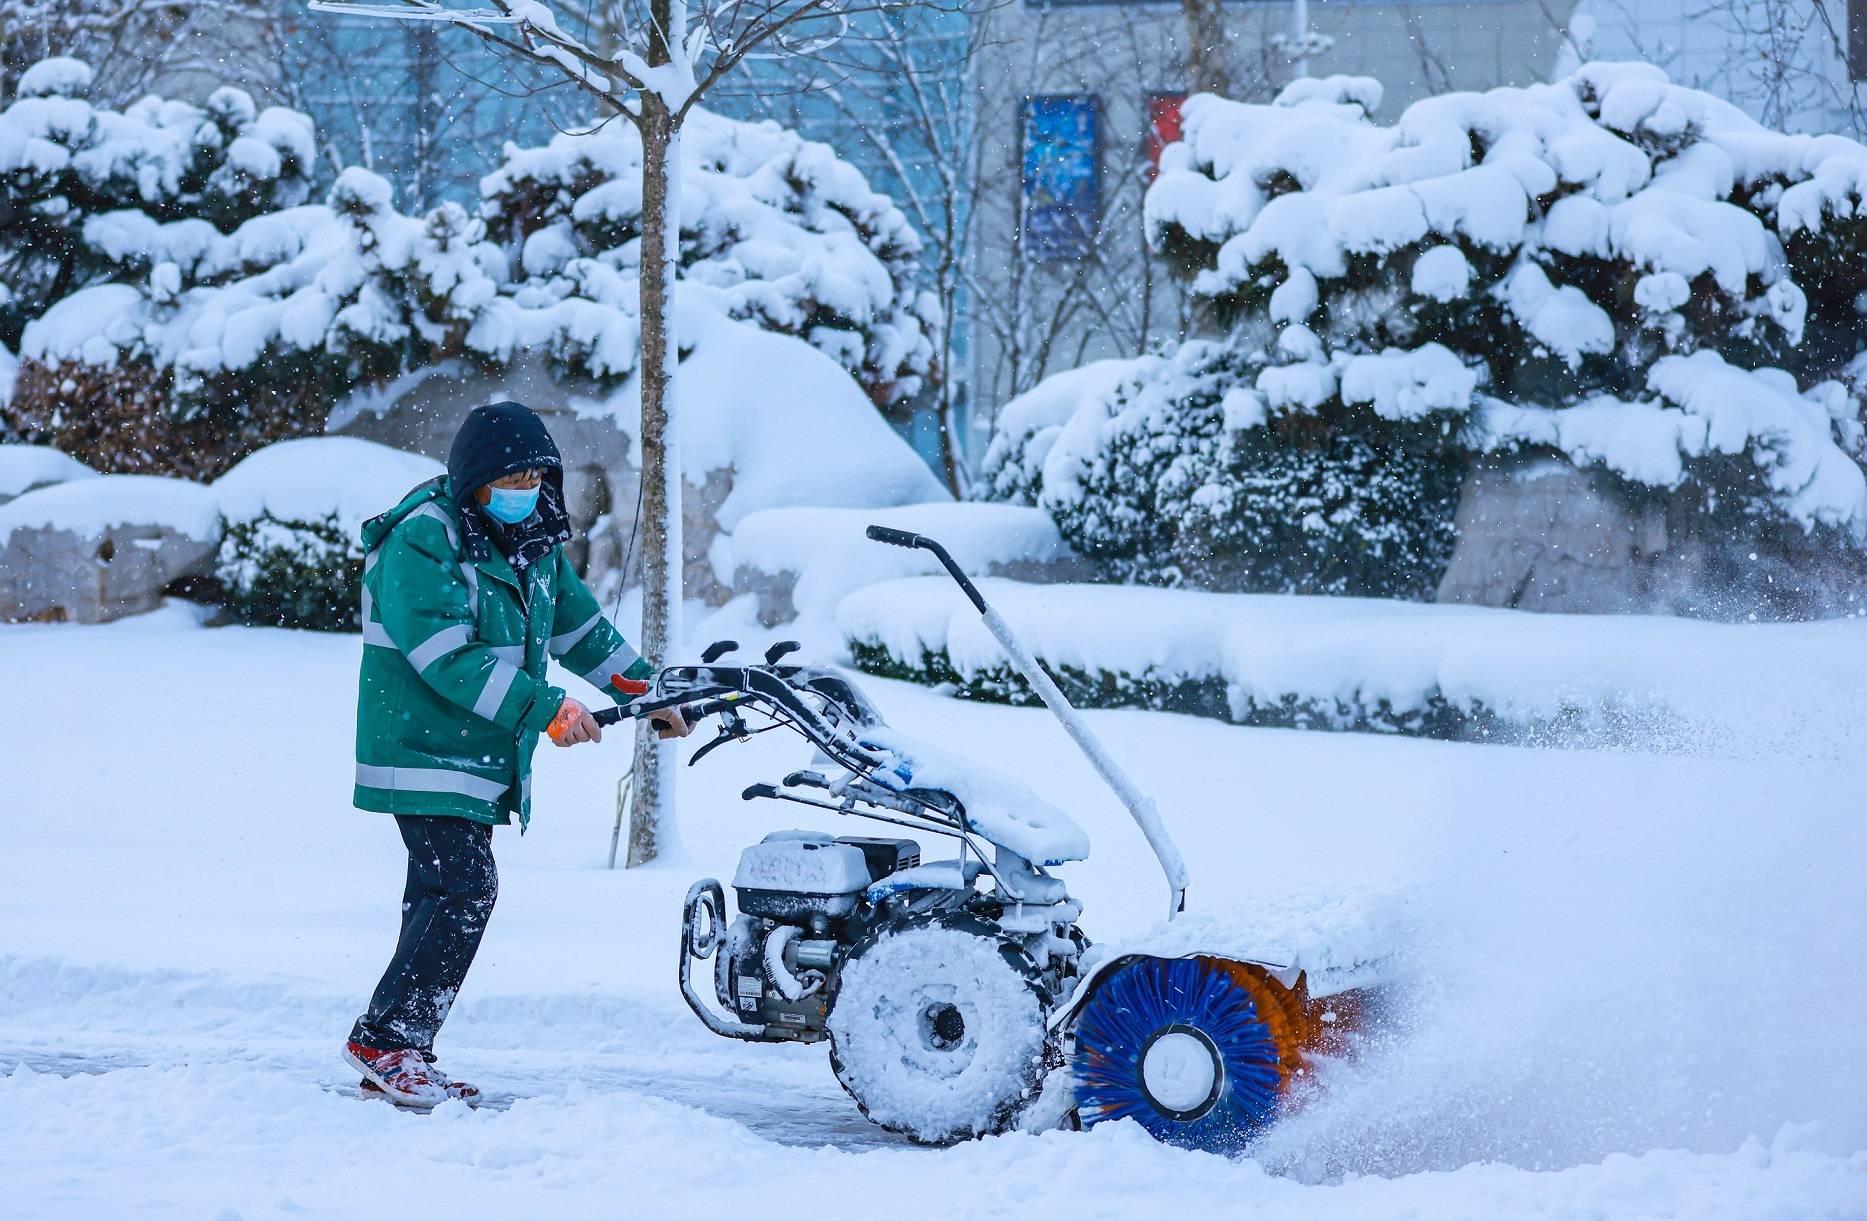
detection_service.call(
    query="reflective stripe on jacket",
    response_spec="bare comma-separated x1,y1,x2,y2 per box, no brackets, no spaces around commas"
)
352,480,649,828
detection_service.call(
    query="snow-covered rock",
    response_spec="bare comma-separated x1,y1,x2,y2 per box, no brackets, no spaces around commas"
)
713,501,1087,626
1434,458,1667,614
336,307,948,603
0,474,221,623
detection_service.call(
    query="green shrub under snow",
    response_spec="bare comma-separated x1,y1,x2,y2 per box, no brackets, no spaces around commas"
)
216,512,361,631
844,637,1478,738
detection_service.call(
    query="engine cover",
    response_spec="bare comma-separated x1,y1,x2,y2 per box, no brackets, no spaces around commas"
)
733,833,873,920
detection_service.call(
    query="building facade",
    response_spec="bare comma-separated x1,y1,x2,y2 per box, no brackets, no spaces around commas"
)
962,0,1584,464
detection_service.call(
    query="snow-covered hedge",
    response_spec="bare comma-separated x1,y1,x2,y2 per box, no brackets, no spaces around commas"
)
484,108,938,409
985,342,1464,598
840,576,1867,752
1145,65,1867,534
212,437,443,630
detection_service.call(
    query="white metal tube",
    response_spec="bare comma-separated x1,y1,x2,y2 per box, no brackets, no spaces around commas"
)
980,606,1190,920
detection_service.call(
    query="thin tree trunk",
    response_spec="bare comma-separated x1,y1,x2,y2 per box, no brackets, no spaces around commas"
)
1182,0,1233,95
626,90,684,868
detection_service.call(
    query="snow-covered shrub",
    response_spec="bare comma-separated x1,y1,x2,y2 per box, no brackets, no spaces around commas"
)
216,512,361,630
6,348,329,480
988,342,1465,598
2,74,943,481
1138,64,1867,556
210,436,443,630
482,108,938,409
0,58,315,351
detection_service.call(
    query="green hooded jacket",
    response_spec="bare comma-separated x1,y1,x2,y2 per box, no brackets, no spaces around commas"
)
352,479,650,828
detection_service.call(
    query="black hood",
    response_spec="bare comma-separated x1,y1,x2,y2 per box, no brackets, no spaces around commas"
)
447,400,563,503
445,400,572,570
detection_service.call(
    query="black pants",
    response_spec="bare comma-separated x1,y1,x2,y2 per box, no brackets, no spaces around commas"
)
350,815,498,1053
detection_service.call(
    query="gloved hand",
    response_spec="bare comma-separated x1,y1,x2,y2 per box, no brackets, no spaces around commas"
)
547,697,601,747
649,705,693,740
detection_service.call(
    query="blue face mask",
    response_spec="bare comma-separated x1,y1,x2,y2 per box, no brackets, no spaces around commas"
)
483,484,539,524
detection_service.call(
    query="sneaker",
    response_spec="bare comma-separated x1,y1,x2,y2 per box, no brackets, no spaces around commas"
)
343,1040,449,1109
359,1077,482,1107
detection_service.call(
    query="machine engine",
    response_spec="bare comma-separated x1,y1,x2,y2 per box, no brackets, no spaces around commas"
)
714,832,919,1040
697,830,1082,1045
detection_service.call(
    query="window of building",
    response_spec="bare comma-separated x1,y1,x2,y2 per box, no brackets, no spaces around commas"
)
1145,92,1188,180
1022,94,1102,261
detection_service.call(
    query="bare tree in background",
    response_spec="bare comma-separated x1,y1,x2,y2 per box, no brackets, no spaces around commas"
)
1180,0,1231,96
1551,0,1867,138
1,0,265,102
963,5,1291,419
730,10,986,493
309,0,967,864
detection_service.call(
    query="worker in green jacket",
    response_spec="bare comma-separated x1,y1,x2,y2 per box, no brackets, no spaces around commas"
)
342,400,690,1108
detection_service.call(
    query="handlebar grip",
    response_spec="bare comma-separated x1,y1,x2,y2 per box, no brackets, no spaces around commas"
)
593,705,629,727
865,524,922,549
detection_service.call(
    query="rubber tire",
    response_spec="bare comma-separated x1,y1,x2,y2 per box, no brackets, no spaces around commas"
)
827,912,1051,1144
1070,954,1304,1154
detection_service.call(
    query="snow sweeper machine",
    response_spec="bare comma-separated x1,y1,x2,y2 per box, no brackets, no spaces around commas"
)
597,526,1384,1153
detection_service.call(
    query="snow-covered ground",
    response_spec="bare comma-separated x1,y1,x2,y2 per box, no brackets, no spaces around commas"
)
3,603,1864,1218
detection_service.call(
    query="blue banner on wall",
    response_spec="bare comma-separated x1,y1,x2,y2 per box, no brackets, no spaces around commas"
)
1022,94,1100,262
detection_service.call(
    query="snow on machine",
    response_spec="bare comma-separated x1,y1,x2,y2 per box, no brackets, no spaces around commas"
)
597,527,1383,1150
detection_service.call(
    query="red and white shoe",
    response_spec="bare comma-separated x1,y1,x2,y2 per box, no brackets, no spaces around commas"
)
359,1077,482,1107
342,1040,450,1110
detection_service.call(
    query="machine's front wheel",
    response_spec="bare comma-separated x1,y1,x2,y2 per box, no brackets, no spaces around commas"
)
827,914,1051,1144
1070,955,1309,1154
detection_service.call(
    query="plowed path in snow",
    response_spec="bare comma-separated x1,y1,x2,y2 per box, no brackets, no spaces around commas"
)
4,612,1864,1218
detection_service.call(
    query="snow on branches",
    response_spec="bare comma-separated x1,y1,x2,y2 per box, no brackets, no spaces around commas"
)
0,58,939,475
1141,62,1867,540
483,108,937,409
0,58,316,350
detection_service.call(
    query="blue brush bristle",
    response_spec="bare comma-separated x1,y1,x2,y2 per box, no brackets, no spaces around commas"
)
1072,956,1285,1153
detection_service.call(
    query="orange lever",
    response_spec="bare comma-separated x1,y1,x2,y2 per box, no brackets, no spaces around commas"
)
612,673,650,696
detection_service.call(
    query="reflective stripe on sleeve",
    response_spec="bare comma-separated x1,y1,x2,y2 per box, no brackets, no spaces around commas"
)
355,764,507,802
549,611,603,658
363,620,396,649
582,643,643,691
405,502,459,550
472,661,522,721
489,644,525,666
407,623,474,672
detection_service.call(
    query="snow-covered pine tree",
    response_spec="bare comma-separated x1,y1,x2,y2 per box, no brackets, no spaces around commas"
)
0,58,315,350
481,108,938,412
987,65,1867,607
0,58,323,475
3,62,943,483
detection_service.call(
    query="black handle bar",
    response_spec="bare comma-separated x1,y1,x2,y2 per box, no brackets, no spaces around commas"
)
592,695,739,729
864,524,987,614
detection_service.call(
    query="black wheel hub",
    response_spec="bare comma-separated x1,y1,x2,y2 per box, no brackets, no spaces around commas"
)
923,1002,966,1049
